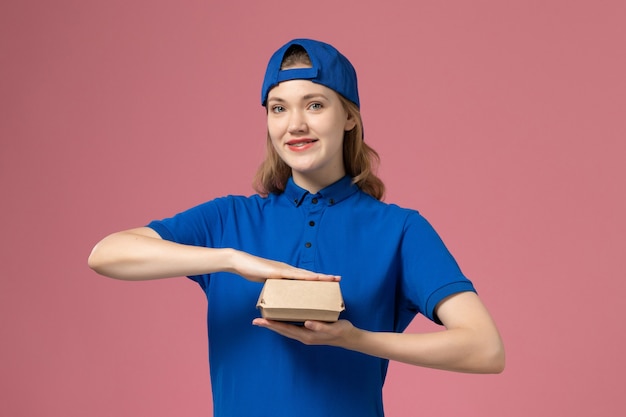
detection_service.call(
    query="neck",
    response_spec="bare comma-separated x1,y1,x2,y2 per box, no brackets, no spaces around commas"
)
291,170,345,194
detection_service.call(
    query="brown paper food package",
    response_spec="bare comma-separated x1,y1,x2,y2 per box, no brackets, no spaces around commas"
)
256,279,345,322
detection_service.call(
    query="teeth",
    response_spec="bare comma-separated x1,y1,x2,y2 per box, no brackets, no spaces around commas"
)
289,140,314,146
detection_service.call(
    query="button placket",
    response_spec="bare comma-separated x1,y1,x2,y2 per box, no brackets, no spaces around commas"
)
300,195,323,266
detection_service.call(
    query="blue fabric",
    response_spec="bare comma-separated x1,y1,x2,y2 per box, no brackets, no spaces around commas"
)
148,176,475,417
261,38,360,108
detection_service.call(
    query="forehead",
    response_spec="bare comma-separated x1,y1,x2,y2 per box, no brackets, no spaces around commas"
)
267,79,339,102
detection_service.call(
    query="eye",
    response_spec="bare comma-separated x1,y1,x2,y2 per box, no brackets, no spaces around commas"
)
271,105,285,113
309,102,323,111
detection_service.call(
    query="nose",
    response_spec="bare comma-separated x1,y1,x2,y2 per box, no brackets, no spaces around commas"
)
287,109,308,134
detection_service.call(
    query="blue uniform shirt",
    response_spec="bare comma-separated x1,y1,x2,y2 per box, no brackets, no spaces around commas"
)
148,175,475,417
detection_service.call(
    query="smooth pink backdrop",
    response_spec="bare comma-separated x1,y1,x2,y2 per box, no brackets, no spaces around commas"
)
2,1,624,416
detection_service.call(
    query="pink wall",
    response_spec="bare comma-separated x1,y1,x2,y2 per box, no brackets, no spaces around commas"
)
2,1,624,415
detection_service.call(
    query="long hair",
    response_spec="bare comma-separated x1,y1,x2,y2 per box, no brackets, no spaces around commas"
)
253,46,385,200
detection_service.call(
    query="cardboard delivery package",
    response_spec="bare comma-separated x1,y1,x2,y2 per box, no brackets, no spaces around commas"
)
256,279,345,322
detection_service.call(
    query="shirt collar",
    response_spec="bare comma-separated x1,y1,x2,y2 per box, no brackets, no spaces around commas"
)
282,176,358,207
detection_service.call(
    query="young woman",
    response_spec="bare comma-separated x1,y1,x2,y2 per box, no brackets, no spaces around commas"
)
89,38,504,417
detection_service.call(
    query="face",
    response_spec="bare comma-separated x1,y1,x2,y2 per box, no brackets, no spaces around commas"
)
266,79,356,192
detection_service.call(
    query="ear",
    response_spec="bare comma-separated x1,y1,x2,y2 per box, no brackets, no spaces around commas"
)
344,111,357,131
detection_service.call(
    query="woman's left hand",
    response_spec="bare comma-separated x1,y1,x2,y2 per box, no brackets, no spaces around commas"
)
252,318,357,347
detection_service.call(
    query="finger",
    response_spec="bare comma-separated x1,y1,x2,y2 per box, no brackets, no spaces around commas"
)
304,320,325,331
253,319,307,339
315,274,341,282
252,318,297,331
252,318,270,326
304,320,341,334
287,269,341,281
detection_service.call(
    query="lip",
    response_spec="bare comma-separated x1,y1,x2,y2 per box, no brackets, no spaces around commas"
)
286,138,317,145
285,138,318,151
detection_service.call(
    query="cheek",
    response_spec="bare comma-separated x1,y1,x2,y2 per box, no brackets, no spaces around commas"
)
325,117,349,142
270,136,281,154
268,130,282,149
267,127,283,153
267,118,284,141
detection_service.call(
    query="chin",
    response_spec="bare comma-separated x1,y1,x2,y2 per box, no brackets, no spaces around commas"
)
285,160,320,174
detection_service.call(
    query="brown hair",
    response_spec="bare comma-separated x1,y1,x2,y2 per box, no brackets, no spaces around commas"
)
253,46,385,200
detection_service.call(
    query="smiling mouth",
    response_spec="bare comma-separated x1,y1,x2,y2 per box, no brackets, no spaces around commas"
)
287,139,318,147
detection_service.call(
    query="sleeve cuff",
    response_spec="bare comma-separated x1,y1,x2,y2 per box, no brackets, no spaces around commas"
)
425,281,477,324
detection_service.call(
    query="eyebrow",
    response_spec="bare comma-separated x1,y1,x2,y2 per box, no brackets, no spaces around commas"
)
267,93,330,103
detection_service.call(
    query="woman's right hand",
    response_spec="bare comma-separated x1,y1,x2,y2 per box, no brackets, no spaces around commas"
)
227,250,340,283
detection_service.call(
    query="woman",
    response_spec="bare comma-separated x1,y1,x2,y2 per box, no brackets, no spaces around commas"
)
89,38,504,417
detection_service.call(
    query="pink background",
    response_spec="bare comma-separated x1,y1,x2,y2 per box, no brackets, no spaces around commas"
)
2,1,624,416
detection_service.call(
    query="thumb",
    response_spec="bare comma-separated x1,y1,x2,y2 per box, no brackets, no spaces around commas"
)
304,320,327,331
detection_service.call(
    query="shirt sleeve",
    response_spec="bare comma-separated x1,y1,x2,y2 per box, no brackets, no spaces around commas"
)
398,211,476,326
146,197,230,286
